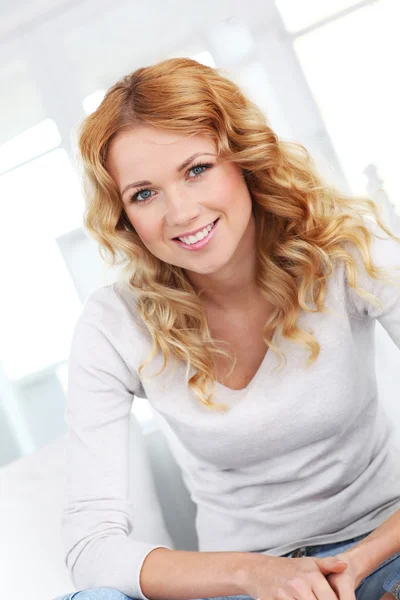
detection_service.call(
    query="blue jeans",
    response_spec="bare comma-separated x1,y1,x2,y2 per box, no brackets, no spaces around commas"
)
54,532,400,599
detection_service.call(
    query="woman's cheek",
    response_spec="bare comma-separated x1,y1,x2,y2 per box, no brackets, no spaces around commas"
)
137,223,159,245
128,208,157,242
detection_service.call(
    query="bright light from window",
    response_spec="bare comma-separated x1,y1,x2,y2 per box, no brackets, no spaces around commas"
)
293,0,400,207
275,0,361,32
1,148,84,238
207,20,255,67
192,51,215,68
0,119,61,175
235,61,293,139
83,89,106,114
0,149,84,380
0,229,82,380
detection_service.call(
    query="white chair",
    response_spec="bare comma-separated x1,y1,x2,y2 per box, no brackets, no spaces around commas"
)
0,412,197,600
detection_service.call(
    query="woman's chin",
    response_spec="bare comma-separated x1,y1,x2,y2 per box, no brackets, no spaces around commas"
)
183,261,226,276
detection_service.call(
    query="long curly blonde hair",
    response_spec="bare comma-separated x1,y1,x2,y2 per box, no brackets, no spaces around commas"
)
77,57,400,412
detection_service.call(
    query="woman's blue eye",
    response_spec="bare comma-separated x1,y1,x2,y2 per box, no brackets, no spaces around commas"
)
191,165,206,176
189,162,212,177
129,188,154,203
134,189,152,202
129,162,212,203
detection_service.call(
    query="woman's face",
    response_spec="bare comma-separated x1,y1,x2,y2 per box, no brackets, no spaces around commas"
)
107,126,254,277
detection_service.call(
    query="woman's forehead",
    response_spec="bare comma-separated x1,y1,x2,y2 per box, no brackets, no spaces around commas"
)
114,125,214,150
107,127,217,189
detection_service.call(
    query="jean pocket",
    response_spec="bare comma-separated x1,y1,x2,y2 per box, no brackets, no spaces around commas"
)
363,551,400,582
382,557,400,599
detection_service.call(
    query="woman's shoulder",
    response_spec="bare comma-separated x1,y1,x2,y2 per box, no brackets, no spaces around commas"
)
332,199,400,320
344,200,400,267
78,280,141,326
71,280,148,353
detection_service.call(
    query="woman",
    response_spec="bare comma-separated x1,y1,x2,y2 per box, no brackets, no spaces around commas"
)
56,58,400,600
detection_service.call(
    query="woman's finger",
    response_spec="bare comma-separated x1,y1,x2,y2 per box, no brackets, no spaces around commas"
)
287,578,318,600
313,556,348,575
327,575,356,600
311,574,343,600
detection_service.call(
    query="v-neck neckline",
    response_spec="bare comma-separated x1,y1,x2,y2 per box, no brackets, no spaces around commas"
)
213,327,278,395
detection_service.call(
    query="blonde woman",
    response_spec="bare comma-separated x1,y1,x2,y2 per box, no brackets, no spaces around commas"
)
56,58,400,600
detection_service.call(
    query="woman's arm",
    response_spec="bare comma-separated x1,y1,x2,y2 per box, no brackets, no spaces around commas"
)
62,287,173,600
140,547,347,600
337,509,400,586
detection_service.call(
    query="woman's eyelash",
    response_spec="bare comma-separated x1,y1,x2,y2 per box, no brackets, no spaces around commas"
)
128,162,213,204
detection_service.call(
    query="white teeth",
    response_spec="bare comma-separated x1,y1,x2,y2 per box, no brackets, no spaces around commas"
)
178,221,215,245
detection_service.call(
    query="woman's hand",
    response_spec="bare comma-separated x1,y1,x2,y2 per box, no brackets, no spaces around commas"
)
326,550,397,600
235,553,349,600
324,550,360,599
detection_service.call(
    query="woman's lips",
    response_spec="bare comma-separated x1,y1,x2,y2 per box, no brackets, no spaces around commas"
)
173,218,219,251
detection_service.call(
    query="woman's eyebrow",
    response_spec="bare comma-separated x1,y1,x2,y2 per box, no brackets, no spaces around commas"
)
120,151,216,197
177,151,216,173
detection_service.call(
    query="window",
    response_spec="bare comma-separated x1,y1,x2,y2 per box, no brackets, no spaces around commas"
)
0,119,61,175
0,129,83,380
288,0,400,206
275,0,363,32
0,56,47,146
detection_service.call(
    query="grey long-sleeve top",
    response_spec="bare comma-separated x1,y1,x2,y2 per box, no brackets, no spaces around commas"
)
62,209,400,599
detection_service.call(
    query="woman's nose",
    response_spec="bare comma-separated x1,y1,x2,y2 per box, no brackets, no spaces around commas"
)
164,190,200,228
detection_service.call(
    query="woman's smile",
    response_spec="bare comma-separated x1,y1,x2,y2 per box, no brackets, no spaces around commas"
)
172,218,219,251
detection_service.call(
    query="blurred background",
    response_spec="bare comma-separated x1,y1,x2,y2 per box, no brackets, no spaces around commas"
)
1,0,400,467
